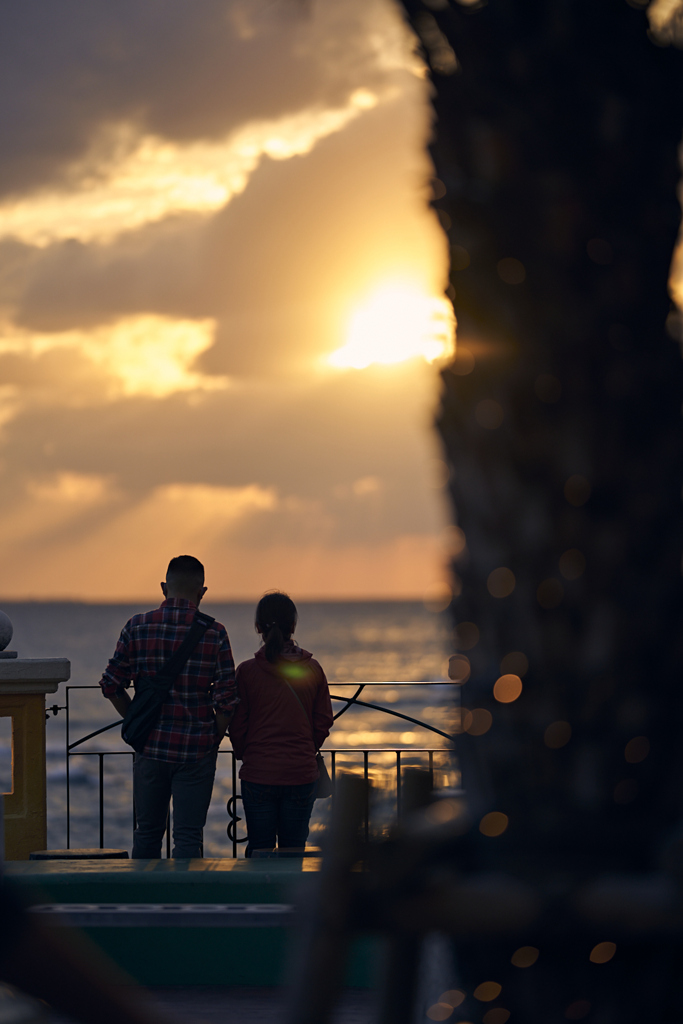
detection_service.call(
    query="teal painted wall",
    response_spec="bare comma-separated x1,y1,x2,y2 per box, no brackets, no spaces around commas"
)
6,860,382,988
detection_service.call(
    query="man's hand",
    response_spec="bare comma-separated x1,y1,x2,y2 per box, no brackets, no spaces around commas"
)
108,692,132,718
215,711,232,742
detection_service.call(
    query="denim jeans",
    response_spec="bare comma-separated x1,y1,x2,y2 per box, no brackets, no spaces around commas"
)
240,780,317,857
132,749,217,859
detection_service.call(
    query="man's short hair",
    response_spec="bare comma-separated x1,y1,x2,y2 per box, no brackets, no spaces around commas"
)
166,555,205,586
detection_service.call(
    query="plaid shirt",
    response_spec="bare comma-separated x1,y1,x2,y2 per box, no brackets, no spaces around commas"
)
99,598,238,762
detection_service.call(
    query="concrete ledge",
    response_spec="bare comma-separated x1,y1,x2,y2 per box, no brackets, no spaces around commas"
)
6,857,321,905
0,657,70,692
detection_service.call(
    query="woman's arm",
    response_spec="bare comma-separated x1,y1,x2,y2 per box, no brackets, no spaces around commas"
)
312,666,334,750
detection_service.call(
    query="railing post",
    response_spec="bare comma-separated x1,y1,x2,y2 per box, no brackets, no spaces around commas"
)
0,625,70,859
363,750,369,843
66,687,71,850
396,750,402,823
232,751,237,859
98,753,104,848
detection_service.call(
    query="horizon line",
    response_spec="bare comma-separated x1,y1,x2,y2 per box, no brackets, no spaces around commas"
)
0,594,439,606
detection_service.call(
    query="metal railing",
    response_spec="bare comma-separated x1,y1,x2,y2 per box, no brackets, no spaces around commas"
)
60,682,457,857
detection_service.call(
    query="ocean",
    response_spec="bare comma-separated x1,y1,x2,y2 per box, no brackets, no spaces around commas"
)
0,600,458,856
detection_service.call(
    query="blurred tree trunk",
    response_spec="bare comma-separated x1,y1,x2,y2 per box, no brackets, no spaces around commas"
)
400,0,683,873
395,3,683,1018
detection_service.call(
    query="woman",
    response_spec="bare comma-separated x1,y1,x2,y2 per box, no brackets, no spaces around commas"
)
229,591,334,856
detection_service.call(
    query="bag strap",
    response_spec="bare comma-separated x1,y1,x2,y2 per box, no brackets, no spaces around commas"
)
154,609,215,681
282,677,320,755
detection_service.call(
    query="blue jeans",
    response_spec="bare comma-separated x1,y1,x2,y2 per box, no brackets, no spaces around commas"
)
240,780,317,857
132,749,217,859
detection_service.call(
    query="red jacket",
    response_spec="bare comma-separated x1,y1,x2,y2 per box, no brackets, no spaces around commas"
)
229,643,334,785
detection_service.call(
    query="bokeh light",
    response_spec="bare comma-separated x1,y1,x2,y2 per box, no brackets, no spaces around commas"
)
443,525,467,558
589,942,616,964
432,178,447,200
624,736,650,763
564,475,591,507
451,245,471,270
475,399,505,430
511,946,539,968
473,982,502,1002
565,1000,591,1020
493,674,523,703
587,238,613,265
455,621,480,650
614,779,639,804
440,991,466,1008
537,578,564,609
544,721,572,749
559,548,586,580
483,1010,510,1024
487,568,516,598
452,345,475,375
425,799,463,824
534,373,562,403
479,812,508,837
424,582,453,613
427,1004,454,1021
496,257,526,284
464,708,493,736
500,651,528,676
448,654,471,683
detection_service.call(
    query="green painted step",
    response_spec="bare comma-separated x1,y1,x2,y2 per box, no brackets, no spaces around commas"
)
5,859,381,988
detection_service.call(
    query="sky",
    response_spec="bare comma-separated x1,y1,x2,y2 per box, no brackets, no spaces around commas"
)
0,0,454,602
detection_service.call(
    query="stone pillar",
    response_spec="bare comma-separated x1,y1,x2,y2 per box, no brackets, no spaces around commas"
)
0,613,70,860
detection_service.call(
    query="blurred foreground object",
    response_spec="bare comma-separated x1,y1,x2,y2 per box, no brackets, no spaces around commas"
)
0,873,178,1024
287,773,683,1023
401,0,683,868
0,983,44,1024
399,0,683,1018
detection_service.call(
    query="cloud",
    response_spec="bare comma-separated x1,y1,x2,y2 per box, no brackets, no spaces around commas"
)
0,315,226,400
0,0,417,199
0,90,381,247
27,471,113,505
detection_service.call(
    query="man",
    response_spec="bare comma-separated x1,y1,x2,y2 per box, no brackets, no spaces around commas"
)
99,555,237,858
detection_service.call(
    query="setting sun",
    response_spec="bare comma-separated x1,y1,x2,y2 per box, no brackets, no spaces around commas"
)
329,282,454,370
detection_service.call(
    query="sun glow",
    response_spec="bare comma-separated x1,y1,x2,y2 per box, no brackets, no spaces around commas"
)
329,283,454,370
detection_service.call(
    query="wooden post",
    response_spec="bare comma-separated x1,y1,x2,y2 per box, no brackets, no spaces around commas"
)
0,659,70,860
285,774,367,1024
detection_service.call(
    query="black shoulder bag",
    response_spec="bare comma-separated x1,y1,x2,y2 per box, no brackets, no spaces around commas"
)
121,610,215,753
282,678,334,799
